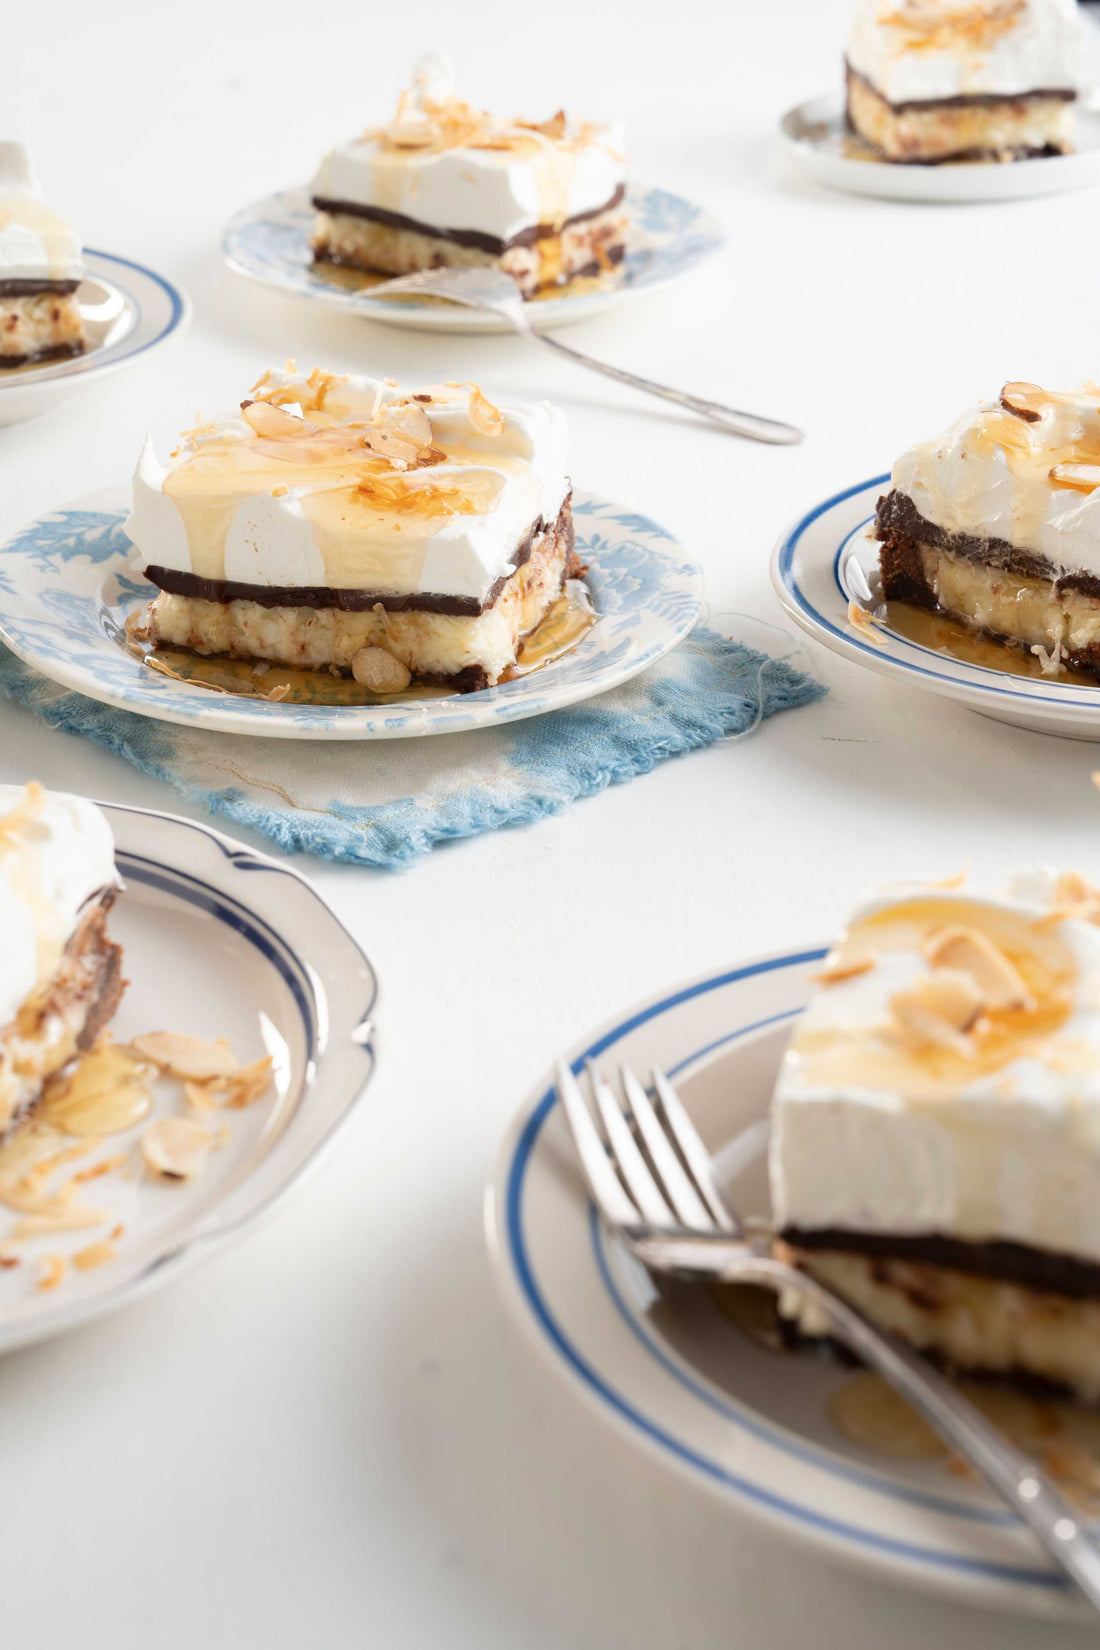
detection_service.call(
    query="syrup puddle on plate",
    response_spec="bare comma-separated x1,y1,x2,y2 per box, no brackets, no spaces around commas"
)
884,601,1098,687
312,263,621,305
715,1283,1100,1511
128,580,596,706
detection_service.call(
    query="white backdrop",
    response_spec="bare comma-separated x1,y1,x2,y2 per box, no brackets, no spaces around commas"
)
3,1,1100,1644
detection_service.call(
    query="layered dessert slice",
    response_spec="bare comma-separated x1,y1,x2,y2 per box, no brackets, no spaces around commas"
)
876,383,1100,680
0,783,124,1141
0,142,86,367
845,0,1080,164
310,54,627,298
125,364,581,692
771,873,1100,1399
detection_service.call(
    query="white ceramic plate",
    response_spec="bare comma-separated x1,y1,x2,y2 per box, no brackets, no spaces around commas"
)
222,183,725,333
486,950,1088,1620
770,474,1100,740
0,799,377,1355
780,93,1100,203
0,485,704,740
0,250,190,427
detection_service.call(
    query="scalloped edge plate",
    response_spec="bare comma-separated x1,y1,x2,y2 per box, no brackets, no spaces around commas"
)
0,485,704,740
222,183,724,333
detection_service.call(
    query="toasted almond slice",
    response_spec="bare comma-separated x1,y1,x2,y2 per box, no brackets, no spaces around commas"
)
184,1080,220,1113
1000,382,1045,423
1056,870,1100,907
382,402,434,446
242,399,308,439
141,1118,216,1181
351,646,411,694
890,970,985,1054
14,1204,109,1238
131,1033,239,1081
924,926,1034,1012
811,952,875,985
1050,462,1100,494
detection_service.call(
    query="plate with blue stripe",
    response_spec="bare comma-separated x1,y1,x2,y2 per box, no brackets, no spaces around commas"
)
486,950,1089,1618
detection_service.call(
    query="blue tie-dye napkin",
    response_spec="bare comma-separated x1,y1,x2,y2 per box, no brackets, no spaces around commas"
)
0,625,824,869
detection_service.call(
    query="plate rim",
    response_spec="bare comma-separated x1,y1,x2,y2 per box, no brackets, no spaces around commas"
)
0,248,191,397
220,180,726,332
0,484,704,741
485,945,1085,1614
0,796,379,1354
779,92,1100,204
770,473,1100,722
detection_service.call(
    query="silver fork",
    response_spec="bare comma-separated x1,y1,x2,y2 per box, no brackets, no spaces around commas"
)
358,267,802,446
557,1058,1100,1614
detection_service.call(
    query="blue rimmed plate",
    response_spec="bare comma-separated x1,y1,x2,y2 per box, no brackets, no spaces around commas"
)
0,250,190,427
771,475,1100,741
0,485,703,740
222,183,724,333
485,950,1087,1620
0,798,377,1355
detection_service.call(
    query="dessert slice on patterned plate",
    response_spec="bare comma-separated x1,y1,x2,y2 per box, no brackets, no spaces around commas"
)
309,54,627,298
0,142,86,368
770,872,1100,1399
844,0,1081,164
0,784,124,1141
125,364,581,693
875,382,1100,681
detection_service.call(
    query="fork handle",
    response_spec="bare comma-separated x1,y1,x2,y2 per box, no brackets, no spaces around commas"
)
534,334,803,446
740,1255,1100,1611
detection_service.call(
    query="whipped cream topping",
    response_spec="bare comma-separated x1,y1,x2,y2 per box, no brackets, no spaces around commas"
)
0,141,84,284
771,877,1100,1264
310,55,625,242
892,384,1100,577
126,366,570,606
847,0,1081,103
0,784,117,1033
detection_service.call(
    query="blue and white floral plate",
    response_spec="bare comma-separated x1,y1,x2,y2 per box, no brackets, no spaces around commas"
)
0,250,190,427
487,949,1088,1620
0,486,704,740
222,183,724,333
771,476,1100,742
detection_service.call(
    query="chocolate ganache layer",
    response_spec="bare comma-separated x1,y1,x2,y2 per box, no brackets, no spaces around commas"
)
875,486,1100,596
0,277,82,297
144,503,574,618
310,183,627,257
782,1226,1100,1300
844,60,1077,115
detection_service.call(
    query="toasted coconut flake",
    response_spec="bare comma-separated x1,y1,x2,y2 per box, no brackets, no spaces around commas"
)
14,1203,109,1239
890,970,985,1055
1000,382,1045,423
141,1118,217,1181
811,952,876,986
518,110,567,141
924,926,1034,1012
37,1254,65,1291
184,1080,220,1113
222,1056,274,1110
72,1239,117,1272
847,600,886,647
445,382,503,438
131,1032,239,1081
351,646,412,694
266,683,291,702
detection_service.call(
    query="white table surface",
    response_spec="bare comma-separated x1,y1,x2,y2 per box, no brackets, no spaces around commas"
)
5,1,1100,1643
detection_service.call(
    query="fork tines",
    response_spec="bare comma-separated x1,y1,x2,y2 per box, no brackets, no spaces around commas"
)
555,1059,739,1239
